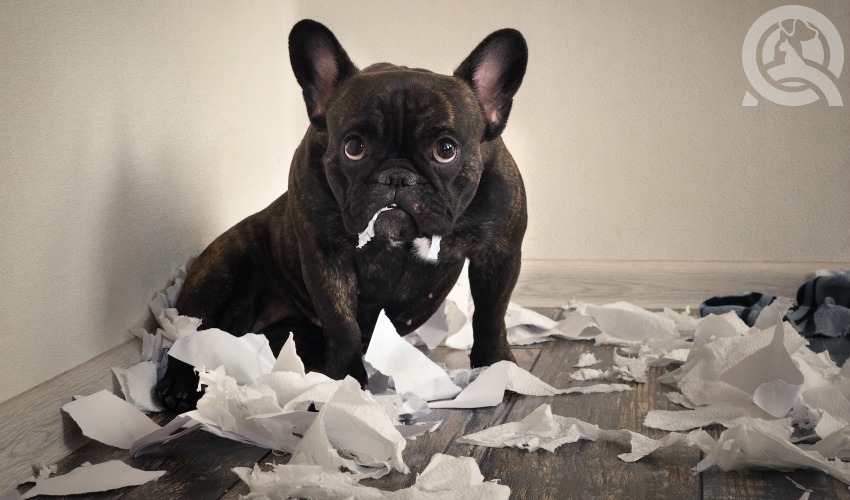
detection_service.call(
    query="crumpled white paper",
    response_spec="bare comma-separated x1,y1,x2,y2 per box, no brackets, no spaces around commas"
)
290,377,408,479
693,418,850,484
163,328,450,479
116,265,200,412
557,301,685,346
364,310,461,401
233,453,510,499
61,390,160,449
574,352,599,367
411,261,563,350
117,263,564,413
429,361,631,409
458,403,713,462
19,460,165,499
357,206,395,248
111,361,161,413
557,298,850,483
456,402,850,485
168,330,275,385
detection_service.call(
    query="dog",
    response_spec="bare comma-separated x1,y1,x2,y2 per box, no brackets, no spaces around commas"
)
156,19,528,411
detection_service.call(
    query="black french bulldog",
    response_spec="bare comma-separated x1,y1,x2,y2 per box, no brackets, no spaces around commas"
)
156,19,528,411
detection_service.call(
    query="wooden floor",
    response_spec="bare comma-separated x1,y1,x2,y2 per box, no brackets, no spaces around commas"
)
16,308,850,499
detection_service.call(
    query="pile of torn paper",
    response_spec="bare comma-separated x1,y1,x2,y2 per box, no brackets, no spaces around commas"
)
29,297,603,497
535,299,850,484
17,264,850,497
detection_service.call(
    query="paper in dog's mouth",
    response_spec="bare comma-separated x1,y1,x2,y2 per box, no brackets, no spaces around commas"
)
357,205,442,261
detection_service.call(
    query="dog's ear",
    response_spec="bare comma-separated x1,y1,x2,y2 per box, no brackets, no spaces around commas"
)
455,29,527,140
289,20,358,127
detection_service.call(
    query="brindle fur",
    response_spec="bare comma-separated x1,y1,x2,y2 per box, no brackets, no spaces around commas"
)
156,20,528,411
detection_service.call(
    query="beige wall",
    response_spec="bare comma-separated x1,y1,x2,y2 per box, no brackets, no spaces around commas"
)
1,0,848,403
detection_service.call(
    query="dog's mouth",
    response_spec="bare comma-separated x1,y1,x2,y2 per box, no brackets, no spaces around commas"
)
357,205,419,248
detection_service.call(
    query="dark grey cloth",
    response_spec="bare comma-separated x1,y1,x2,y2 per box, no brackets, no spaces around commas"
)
698,272,850,339
786,273,850,337
698,292,775,327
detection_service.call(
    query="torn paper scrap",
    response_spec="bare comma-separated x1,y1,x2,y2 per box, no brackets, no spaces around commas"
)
458,403,712,463
585,302,680,344
504,302,563,346
413,235,443,261
62,390,160,449
185,366,303,452
233,453,509,499
719,321,804,418
617,428,716,463
457,403,603,452
785,476,813,500
357,206,394,248
364,310,462,401
802,428,850,459
167,329,275,384
574,352,599,367
271,332,305,375
644,403,775,431
145,265,199,343
395,420,442,440
35,464,56,481
429,361,630,409
694,418,850,485
412,260,562,349
570,368,607,381
112,361,164,413
427,234,441,260
415,260,473,349
130,415,201,457
20,460,165,499
667,320,809,409
290,377,408,479
414,453,509,497
611,353,649,383
280,378,342,412
801,380,850,438
664,391,696,409
554,309,601,340
559,383,632,395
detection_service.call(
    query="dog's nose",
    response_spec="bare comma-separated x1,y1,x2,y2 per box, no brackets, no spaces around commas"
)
377,167,418,188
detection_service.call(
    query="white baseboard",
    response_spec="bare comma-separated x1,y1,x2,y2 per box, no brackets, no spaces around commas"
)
514,260,843,308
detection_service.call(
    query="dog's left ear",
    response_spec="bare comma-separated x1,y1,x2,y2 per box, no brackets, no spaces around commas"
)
455,29,528,140
289,19,358,128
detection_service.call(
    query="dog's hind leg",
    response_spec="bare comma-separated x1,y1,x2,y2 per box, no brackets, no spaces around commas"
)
156,216,271,411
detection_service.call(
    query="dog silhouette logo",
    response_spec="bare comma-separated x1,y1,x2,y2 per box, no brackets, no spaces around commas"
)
742,5,843,106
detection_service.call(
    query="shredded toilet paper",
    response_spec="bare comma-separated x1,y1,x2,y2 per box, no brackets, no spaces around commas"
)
233,453,510,499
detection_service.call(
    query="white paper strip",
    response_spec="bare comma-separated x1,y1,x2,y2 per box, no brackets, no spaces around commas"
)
21,460,165,499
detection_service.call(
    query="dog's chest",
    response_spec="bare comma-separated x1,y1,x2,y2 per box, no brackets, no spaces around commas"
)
353,240,462,308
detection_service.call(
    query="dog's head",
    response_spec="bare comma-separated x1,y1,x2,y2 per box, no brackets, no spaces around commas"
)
289,20,527,241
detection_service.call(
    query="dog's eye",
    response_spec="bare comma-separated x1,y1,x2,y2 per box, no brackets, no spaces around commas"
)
344,136,366,161
432,138,458,164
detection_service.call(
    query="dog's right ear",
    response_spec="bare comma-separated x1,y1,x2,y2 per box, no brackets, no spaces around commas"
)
289,20,358,128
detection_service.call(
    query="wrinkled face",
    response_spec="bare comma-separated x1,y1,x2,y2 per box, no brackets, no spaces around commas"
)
322,67,487,241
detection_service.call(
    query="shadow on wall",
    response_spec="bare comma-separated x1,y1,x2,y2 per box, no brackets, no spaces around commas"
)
95,97,216,338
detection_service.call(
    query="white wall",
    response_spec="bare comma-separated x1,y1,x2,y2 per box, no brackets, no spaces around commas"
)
1,0,848,403
0,1,296,403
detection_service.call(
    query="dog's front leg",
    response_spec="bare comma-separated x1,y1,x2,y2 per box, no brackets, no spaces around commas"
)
299,243,366,384
468,250,520,368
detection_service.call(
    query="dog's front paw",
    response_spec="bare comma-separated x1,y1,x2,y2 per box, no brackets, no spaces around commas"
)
156,359,203,412
470,341,516,369
322,354,368,386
